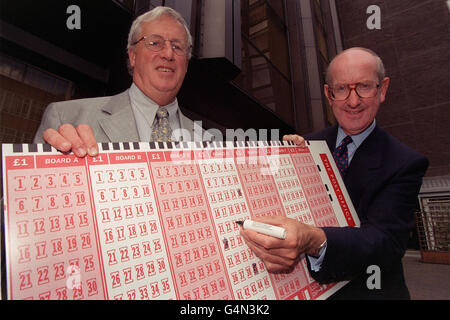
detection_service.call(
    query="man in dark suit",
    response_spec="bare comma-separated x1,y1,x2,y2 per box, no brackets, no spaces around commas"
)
241,47,429,299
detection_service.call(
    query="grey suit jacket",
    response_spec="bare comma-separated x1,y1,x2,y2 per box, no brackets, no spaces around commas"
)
33,90,207,143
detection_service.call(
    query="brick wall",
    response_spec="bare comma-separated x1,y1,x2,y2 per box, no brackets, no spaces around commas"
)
335,0,449,177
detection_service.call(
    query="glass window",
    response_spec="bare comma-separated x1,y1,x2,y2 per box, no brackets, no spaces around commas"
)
312,0,324,27
0,53,72,143
241,0,290,78
0,54,25,81
234,38,294,126
235,0,294,126
315,24,329,62
115,0,135,11
266,0,285,22
312,0,336,126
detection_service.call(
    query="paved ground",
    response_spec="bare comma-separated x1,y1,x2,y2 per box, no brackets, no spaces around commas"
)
403,250,450,300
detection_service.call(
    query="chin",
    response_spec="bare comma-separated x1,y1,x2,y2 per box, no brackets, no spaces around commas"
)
154,82,179,92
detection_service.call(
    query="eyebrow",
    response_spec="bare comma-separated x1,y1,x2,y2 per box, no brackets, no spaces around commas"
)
148,34,184,42
333,80,378,84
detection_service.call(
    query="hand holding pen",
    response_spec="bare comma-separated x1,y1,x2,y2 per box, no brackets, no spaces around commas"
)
239,216,327,273
236,220,287,239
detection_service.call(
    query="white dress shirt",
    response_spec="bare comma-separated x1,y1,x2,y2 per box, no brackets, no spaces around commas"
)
128,83,181,141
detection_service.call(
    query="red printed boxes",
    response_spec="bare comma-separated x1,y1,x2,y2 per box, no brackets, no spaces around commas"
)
2,141,358,300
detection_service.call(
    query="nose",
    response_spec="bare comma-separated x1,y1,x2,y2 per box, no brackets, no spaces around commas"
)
160,40,175,60
346,87,361,107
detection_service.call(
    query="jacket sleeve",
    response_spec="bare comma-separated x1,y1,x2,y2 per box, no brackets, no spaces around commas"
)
33,102,63,143
310,154,429,283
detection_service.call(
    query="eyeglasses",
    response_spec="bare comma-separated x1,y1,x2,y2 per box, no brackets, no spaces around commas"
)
328,81,380,101
133,34,189,56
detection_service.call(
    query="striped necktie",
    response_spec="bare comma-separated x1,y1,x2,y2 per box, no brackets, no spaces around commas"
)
150,107,172,142
333,135,353,177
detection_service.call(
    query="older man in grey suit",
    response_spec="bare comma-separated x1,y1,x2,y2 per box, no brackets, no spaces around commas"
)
34,6,206,157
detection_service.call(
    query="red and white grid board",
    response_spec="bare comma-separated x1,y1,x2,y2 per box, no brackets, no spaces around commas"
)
1,140,359,300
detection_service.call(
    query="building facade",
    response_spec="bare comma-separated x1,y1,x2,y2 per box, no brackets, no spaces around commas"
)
0,0,448,179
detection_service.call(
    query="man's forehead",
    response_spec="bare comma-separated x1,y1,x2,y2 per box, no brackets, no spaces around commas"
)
329,50,378,81
140,16,185,35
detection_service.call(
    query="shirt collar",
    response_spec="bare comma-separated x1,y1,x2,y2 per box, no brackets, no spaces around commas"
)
163,99,178,119
129,83,179,120
336,119,376,148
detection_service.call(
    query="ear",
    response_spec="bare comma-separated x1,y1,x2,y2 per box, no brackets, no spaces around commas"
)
379,77,390,103
128,49,136,68
324,84,333,105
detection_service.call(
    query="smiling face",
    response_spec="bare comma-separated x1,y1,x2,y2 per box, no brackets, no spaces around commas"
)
128,15,189,106
324,49,390,136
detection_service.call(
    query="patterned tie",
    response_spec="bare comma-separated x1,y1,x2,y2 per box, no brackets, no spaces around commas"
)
333,136,353,177
150,107,172,142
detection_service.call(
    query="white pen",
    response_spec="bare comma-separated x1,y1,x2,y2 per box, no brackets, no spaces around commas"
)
236,220,286,239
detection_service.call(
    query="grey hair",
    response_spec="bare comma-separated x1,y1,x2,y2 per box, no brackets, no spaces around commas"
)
325,47,386,84
126,6,193,74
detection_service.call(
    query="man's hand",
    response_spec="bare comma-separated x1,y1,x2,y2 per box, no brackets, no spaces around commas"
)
240,216,326,273
42,124,98,158
283,134,305,147
283,134,306,147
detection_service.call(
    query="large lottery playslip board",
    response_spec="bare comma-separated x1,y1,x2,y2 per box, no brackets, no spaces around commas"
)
1,140,359,300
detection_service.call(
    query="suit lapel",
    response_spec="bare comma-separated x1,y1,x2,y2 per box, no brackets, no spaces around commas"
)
98,90,140,142
345,126,384,210
307,125,383,214
179,109,212,141
179,111,196,141
325,127,338,151
306,125,338,151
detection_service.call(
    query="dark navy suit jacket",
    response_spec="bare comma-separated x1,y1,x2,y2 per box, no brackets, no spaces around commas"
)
305,125,429,299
